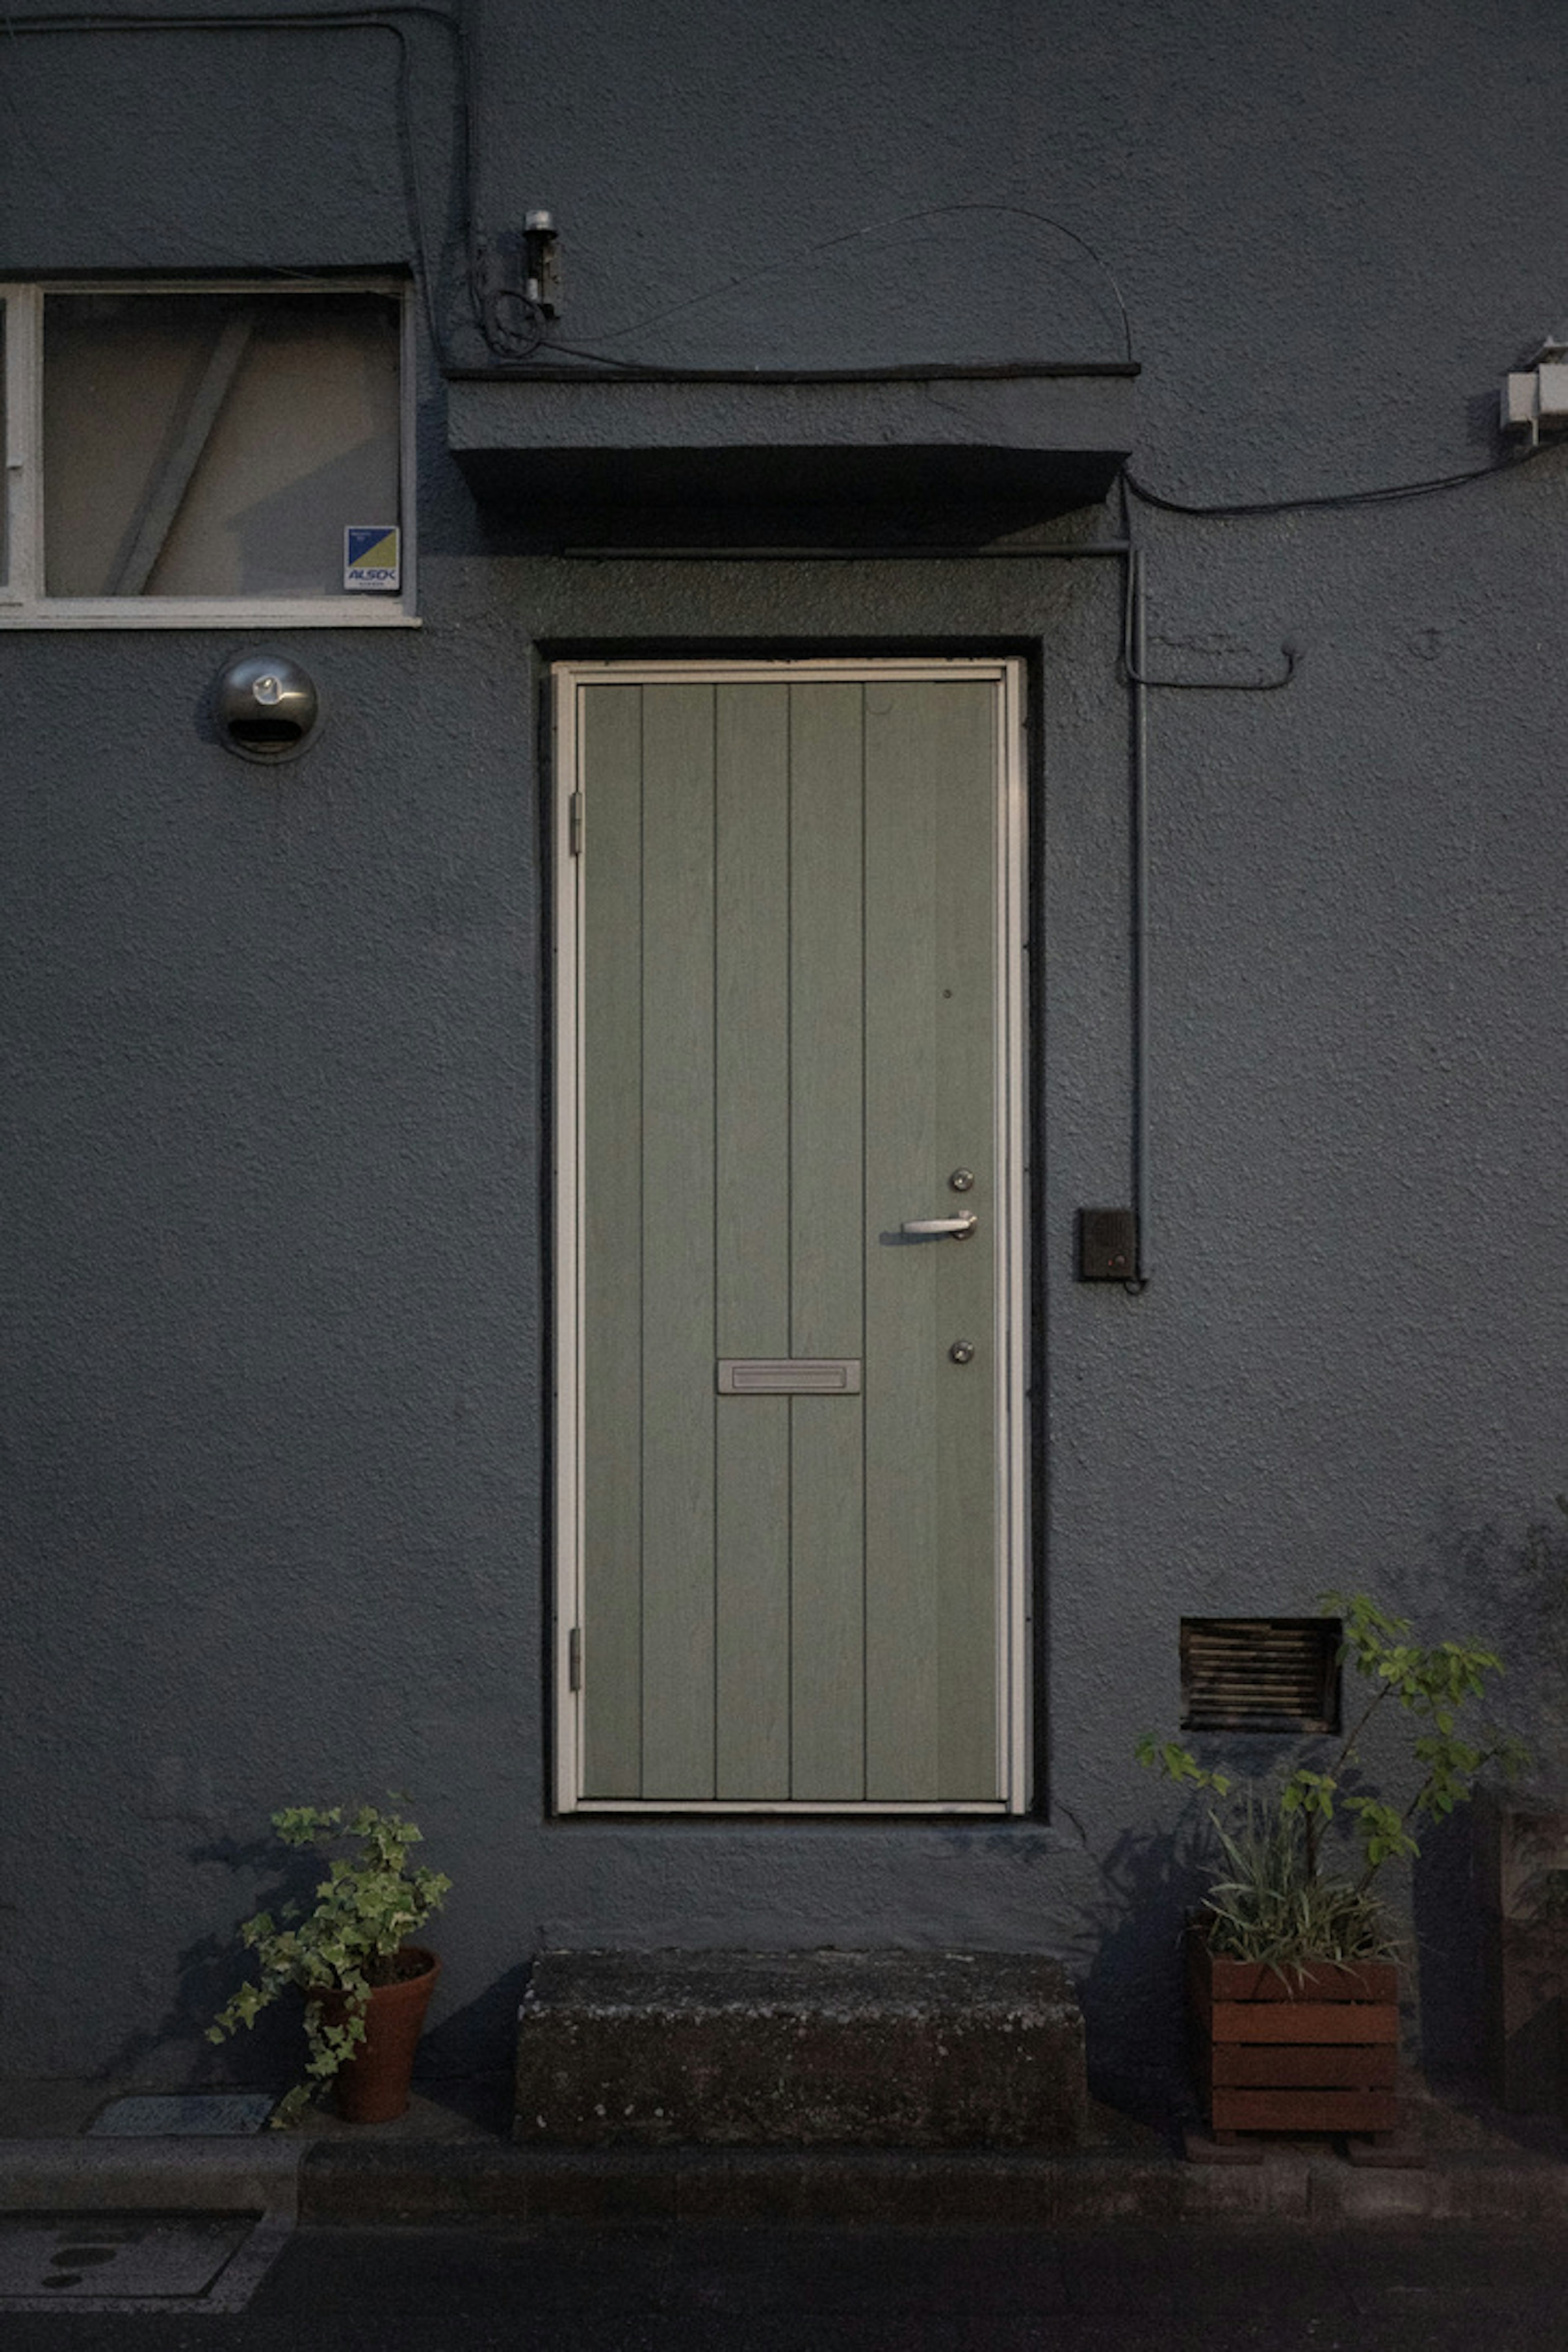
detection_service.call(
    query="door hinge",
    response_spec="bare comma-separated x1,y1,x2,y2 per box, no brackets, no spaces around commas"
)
568,791,584,857
568,1625,583,1690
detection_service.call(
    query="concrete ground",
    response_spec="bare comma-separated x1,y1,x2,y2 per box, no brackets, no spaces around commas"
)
3,2215,1568,2348
2,2070,1567,2342
2,2064,1568,2229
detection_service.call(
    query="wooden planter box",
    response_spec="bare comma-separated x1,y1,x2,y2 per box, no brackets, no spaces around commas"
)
1187,1926,1399,2138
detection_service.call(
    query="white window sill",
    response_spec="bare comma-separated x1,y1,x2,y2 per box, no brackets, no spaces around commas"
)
0,599,420,628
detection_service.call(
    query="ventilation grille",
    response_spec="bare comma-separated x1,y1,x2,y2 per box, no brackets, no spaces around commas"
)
1180,1617,1341,1734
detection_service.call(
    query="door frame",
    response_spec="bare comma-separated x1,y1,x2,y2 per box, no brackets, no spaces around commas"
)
551,656,1031,1813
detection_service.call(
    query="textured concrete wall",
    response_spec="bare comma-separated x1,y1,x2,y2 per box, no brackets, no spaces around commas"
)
5,0,1568,2103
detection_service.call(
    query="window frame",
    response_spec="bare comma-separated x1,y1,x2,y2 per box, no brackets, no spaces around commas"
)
0,276,418,627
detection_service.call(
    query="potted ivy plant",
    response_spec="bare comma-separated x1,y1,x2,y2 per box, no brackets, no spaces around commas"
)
1139,1593,1524,2147
208,1801,451,2127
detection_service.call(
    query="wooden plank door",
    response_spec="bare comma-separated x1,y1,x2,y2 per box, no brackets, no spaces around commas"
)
555,660,1026,1812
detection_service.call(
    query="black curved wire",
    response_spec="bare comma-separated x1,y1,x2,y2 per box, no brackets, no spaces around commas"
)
0,6,471,361
556,198,1135,367
1124,440,1549,520
1,6,1554,526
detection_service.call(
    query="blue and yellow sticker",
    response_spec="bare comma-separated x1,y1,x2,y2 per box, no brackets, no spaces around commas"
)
344,526,401,592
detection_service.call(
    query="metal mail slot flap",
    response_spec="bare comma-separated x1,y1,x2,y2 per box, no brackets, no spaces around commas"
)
717,1358,862,1395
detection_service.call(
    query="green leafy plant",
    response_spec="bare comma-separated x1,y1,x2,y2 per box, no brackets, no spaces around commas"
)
208,1802,450,2126
1137,1594,1527,1969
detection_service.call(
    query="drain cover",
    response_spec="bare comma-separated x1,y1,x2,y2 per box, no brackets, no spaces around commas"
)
0,2212,290,2314
89,2093,276,2136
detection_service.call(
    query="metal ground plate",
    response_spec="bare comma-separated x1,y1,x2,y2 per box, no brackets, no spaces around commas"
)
88,2092,276,2136
0,2210,292,2314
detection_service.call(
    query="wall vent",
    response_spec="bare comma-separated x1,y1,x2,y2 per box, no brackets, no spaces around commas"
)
1180,1617,1341,1734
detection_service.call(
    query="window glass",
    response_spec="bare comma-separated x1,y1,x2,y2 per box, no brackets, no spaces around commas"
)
43,291,401,597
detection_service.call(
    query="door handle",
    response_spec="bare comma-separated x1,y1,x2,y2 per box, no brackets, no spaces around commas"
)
900,1214,978,1239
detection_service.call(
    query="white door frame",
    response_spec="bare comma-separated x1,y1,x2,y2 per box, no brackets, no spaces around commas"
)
551,656,1030,1813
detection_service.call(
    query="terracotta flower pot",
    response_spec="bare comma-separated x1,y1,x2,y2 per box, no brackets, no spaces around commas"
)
314,1946,441,2124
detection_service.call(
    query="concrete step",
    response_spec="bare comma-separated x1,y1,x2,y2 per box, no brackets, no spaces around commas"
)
514,1949,1088,2149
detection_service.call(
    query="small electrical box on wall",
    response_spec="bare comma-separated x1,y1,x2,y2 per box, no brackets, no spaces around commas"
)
1078,1207,1138,1281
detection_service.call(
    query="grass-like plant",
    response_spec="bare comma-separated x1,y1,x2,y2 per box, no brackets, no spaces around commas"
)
208,1802,450,2125
1200,1795,1398,1967
1138,1593,1526,1969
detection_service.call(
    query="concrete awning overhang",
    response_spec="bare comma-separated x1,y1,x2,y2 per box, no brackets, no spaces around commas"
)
445,364,1137,541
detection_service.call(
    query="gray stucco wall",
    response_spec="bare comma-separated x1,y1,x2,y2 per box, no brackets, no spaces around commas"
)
4,0,1568,2105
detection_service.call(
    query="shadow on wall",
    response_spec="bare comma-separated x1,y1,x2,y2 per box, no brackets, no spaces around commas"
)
1412,1811,1486,2082
98,1837,321,2090
1070,1820,1209,2140
1519,1500,1568,1782
1412,1492,1568,2083
416,1963,529,2094
101,1832,529,2102
1428,1498,1568,1771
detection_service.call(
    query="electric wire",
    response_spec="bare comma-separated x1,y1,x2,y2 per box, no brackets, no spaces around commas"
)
0,6,471,361
0,11,1556,516
5,5,1559,1332
445,356,1135,383
560,200,1136,368
471,200,1134,374
1124,440,1550,520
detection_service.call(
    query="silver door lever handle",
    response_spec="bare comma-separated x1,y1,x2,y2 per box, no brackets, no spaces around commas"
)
900,1214,978,1239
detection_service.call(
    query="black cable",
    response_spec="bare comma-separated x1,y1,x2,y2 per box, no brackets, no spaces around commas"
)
1,5,1552,523
0,40,1136,377
479,288,550,359
1124,441,1549,520
567,199,1135,368
0,6,471,363
445,351,1136,383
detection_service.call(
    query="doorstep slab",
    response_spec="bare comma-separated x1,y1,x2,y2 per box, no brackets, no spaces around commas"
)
515,1949,1087,2147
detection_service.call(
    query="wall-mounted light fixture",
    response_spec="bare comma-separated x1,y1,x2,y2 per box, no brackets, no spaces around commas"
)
213,652,322,763
524,210,561,317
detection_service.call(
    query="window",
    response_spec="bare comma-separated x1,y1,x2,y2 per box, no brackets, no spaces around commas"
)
0,281,414,626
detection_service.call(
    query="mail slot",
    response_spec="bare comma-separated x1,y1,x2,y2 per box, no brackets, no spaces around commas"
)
717,1359,862,1395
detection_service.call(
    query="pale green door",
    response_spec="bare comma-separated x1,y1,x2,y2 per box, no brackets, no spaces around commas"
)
559,661,1024,1811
